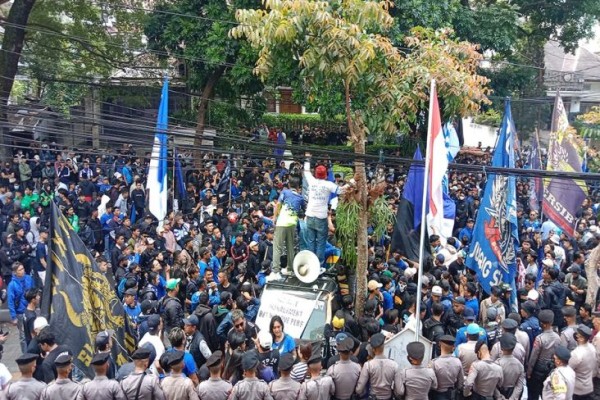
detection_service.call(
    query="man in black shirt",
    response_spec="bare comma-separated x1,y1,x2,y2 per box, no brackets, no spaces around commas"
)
37,329,72,383
23,288,39,346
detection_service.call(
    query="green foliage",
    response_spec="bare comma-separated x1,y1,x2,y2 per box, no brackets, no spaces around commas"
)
24,1,146,81
473,108,502,127
261,113,345,132
207,95,266,133
335,200,362,269
42,81,88,115
369,196,396,242
144,0,263,99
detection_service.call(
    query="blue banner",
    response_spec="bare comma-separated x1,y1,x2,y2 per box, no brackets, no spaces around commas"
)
466,100,520,296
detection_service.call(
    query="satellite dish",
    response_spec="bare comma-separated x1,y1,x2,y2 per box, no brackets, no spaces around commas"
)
293,250,321,284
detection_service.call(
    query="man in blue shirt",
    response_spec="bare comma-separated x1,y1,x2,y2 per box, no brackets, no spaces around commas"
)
380,277,394,311
454,308,487,347
458,218,474,243
123,288,141,326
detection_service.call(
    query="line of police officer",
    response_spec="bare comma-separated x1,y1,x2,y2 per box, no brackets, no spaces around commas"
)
4,307,599,400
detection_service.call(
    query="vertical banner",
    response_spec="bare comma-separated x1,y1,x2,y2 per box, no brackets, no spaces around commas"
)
42,203,136,378
147,78,169,221
466,100,520,298
542,95,587,236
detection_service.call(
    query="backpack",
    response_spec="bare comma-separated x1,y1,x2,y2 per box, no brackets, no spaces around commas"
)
257,363,276,383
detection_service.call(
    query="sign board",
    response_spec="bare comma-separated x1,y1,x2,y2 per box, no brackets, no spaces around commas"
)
255,290,316,338
384,327,433,369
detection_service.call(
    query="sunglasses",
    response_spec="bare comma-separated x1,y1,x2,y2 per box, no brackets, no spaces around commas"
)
234,321,244,328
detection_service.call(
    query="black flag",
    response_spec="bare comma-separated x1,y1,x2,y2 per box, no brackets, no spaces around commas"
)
41,203,136,378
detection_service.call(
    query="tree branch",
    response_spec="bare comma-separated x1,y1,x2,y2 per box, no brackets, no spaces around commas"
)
22,21,131,70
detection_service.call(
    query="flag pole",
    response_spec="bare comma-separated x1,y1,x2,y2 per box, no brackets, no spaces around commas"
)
414,79,436,341
172,143,177,212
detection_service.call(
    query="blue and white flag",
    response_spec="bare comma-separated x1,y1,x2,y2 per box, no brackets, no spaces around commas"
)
146,78,169,222
216,161,231,199
466,100,519,306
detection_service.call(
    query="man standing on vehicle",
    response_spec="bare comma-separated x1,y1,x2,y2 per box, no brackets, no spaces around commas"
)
268,176,304,282
303,154,349,265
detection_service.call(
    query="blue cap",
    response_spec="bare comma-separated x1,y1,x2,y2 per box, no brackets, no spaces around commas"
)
463,307,476,320
466,323,480,335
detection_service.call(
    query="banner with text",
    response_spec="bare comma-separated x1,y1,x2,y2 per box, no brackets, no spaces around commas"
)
542,95,587,236
255,290,316,339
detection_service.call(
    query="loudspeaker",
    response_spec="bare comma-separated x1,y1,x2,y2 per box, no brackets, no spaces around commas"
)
293,250,321,284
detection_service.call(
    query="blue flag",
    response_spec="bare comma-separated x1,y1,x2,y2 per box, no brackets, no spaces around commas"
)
146,78,169,221
174,151,187,203
216,161,231,197
391,146,431,261
466,100,520,302
403,145,424,230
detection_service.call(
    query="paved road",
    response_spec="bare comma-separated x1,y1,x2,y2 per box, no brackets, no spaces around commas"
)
0,307,20,376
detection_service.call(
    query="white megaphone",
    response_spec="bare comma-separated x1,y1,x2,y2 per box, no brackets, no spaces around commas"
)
293,250,321,284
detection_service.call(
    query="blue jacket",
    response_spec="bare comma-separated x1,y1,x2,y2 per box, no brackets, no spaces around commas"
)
520,316,540,348
454,325,487,348
465,298,479,318
8,274,34,319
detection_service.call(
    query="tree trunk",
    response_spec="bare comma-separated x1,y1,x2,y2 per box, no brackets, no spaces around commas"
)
0,0,37,160
194,67,225,162
345,80,369,317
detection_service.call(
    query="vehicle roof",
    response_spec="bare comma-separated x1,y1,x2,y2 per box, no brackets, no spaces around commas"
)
263,274,338,295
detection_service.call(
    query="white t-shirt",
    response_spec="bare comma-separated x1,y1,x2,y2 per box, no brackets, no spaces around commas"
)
0,363,11,389
138,333,165,375
303,163,339,219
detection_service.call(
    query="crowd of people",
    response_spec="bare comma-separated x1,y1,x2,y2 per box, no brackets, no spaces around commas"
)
0,139,599,400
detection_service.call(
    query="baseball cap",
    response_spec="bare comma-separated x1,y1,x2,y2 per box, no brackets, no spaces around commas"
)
33,317,49,332
463,307,476,320
166,278,181,290
258,331,272,350
431,286,442,296
183,315,199,327
95,329,115,347
368,280,383,291
466,323,480,335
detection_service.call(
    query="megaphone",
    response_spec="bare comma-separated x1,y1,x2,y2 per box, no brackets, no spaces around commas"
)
293,250,321,284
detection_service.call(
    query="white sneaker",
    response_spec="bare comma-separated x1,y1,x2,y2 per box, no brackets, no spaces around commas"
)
266,272,282,282
281,268,290,276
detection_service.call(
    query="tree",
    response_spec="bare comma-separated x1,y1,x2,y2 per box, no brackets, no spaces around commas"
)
144,0,264,152
20,0,146,109
232,0,489,315
0,0,37,159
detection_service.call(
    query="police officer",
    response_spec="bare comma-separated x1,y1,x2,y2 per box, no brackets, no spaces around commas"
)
429,335,463,400
559,306,578,351
302,353,335,400
457,323,480,375
326,337,360,400
356,333,398,400
568,324,596,399
527,309,560,400
542,346,575,400
40,353,81,400
463,341,503,400
489,319,526,366
197,351,232,400
495,333,525,400
269,353,304,400
160,350,199,400
79,352,126,400
120,347,166,400
229,351,273,400
394,341,437,399
4,353,46,400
